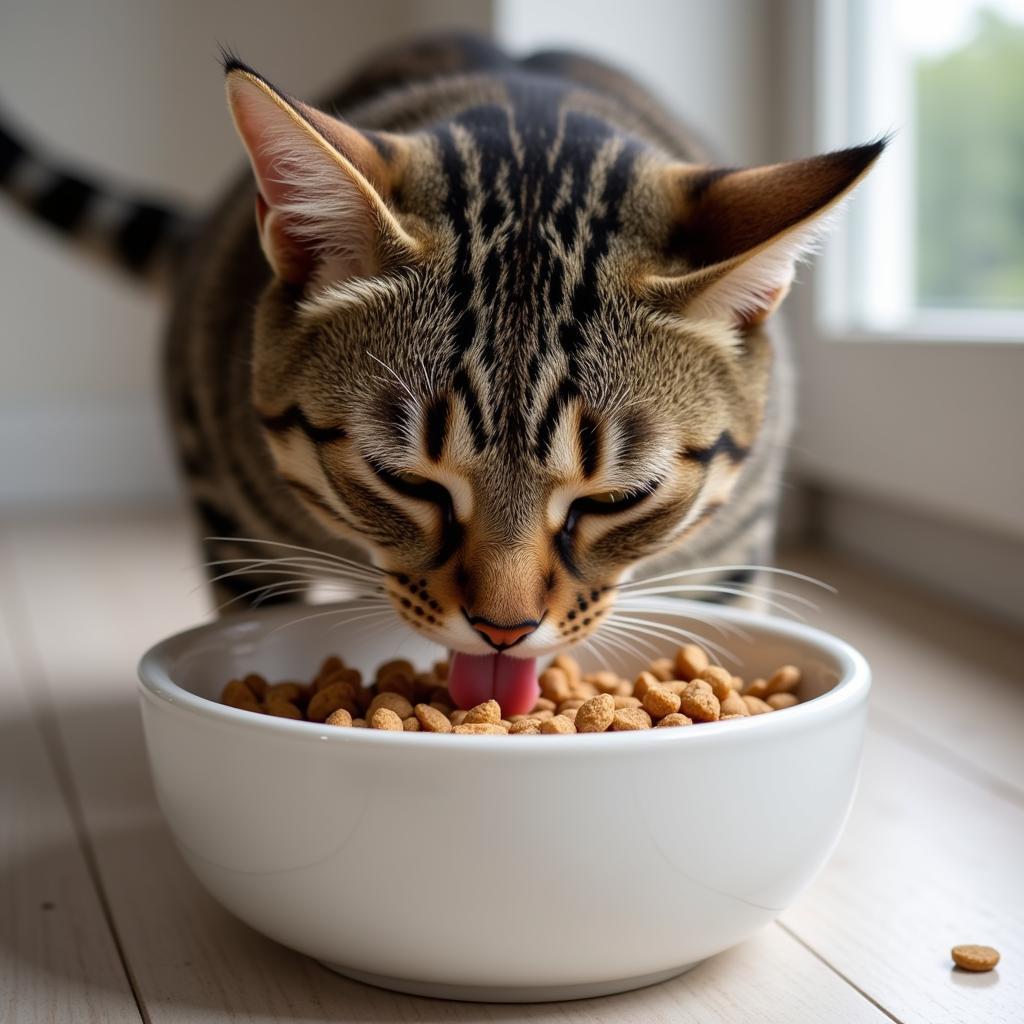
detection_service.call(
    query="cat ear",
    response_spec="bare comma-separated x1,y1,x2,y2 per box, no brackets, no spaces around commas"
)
224,60,419,284
643,142,886,329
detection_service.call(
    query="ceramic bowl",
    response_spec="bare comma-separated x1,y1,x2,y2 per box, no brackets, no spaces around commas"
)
138,597,869,1002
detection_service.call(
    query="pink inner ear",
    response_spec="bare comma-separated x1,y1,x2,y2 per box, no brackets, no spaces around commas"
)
253,192,312,283
735,283,788,330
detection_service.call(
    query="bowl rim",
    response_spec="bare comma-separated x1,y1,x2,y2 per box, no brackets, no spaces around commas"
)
138,596,870,753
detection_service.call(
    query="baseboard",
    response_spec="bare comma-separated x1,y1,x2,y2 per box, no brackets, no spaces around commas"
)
808,485,1024,628
0,400,179,508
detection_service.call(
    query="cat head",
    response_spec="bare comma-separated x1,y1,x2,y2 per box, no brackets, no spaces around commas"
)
225,61,882,659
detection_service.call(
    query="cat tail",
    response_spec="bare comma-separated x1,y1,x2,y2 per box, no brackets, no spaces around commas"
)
0,108,197,289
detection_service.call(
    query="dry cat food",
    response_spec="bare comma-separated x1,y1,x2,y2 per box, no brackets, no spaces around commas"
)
219,645,806,735
950,945,1001,972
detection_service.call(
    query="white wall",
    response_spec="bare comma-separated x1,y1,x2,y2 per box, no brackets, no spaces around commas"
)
0,0,490,507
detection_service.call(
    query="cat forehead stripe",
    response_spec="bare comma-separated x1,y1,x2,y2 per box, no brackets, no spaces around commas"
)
429,82,640,458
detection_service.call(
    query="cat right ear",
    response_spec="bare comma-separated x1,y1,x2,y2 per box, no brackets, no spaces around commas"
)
224,59,419,284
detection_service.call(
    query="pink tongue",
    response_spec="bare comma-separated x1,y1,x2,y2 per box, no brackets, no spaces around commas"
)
448,651,539,716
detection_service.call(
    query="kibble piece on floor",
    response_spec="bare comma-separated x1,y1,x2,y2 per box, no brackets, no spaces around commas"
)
575,693,616,733
951,945,1000,972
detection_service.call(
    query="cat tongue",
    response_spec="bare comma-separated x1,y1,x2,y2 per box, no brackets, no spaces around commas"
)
448,651,539,716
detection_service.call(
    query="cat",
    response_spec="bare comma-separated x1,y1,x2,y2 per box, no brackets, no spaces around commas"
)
0,34,881,707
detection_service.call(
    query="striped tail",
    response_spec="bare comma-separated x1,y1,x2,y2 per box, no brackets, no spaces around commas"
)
0,110,195,287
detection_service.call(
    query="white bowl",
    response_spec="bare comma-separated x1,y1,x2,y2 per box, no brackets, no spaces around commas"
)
138,597,869,1003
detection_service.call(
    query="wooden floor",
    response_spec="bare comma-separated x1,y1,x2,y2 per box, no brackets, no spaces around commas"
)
1,510,1021,1024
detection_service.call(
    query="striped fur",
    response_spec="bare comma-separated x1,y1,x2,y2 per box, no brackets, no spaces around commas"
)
3,35,882,662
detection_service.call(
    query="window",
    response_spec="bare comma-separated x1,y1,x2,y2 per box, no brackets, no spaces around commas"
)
817,0,1024,339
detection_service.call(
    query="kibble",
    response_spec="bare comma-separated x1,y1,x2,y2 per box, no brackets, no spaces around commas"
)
370,707,403,731
679,682,721,722
220,650,805,737
643,685,682,719
612,707,652,731
414,703,452,733
951,945,1000,972
541,714,577,734
324,707,353,727
575,693,616,733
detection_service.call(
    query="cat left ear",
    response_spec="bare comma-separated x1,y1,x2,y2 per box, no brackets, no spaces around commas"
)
642,141,886,329
224,59,419,284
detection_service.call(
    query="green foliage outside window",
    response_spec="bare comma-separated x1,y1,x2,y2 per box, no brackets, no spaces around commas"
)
915,9,1024,309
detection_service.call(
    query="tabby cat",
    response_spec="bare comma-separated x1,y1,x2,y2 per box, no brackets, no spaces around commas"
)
0,35,881,710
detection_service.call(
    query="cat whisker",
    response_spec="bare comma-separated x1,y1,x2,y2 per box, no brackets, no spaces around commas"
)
327,608,397,631
577,629,635,675
618,586,809,621
203,536,386,577
268,602,398,636
580,627,641,674
205,565,382,598
597,621,665,661
612,602,753,643
616,564,836,594
619,583,819,613
252,585,389,609
201,556,382,589
604,615,739,666
367,352,417,403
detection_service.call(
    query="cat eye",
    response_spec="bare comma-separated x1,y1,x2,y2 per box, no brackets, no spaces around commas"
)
584,490,630,505
368,460,452,507
394,470,429,487
563,483,658,534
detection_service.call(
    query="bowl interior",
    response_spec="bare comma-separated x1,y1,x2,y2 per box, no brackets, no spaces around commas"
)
150,597,853,707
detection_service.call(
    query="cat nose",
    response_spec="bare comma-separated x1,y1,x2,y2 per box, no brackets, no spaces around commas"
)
469,616,540,651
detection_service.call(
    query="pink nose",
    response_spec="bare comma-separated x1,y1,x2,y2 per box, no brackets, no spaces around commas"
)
471,619,538,650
